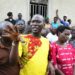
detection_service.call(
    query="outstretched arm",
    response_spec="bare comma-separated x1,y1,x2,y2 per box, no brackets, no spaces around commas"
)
56,9,66,25
56,9,61,20
56,9,59,18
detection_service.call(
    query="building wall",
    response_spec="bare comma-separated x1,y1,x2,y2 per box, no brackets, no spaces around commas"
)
0,0,75,25
0,0,30,22
48,0,75,25
31,0,47,4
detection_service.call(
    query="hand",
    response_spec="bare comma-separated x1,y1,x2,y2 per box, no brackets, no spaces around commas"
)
50,67,55,75
56,9,58,13
46,67,55,75
56,9,59,17
55,68,65,75
2,25,20,42
48,62,55,75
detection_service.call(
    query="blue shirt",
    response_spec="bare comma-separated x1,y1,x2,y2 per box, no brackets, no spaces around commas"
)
60,20,69,27
16,19,25,25
51,22,59,29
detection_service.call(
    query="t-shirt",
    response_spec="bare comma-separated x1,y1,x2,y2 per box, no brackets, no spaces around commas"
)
46,32,58,43
18,34,50,75
60,20,69,27
16,19,25,25
51,22,59,29
50,42,75,75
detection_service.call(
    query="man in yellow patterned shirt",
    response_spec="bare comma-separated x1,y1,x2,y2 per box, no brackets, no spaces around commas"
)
18,14,55,75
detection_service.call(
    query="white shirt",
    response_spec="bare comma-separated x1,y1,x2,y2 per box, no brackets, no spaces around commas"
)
46,32,58,43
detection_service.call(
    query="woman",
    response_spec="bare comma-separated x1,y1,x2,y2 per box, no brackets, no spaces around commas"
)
0,21,19,75
50,26,75,75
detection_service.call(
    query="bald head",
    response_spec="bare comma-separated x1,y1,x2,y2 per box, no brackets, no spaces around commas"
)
31,14,45,23
30,14,45,35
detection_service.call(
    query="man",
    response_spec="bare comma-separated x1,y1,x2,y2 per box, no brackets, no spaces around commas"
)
18,14,55,75
15,13,25,33
0,21,19,75
56,10,69,27
46,27,58,43
5,12,16,25
51,17,59,29
16,13,25,25
67,19,72,26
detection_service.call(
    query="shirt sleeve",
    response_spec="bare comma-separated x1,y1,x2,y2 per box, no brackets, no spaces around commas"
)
50,43,57,66
60,20,65,25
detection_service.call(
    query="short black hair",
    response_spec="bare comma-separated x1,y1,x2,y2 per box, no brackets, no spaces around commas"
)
63,16,67,18
56,25,71,36
67,19,71,22
54,16,58,18
7,12,13,16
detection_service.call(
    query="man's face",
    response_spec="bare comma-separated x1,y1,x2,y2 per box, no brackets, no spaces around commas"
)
54,17,58,23
52,28,57,34
18,14,22,19
30,16,44,34
9,15,13,19
63,16,67,21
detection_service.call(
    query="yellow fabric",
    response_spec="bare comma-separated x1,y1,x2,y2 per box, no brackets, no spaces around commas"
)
18,34,26,57
18,35,49,75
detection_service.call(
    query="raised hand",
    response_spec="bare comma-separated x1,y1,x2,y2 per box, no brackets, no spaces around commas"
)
2,25,20,42
56,9,59,17
56,9,58,14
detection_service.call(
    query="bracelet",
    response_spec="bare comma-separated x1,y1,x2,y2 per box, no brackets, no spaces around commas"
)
0,36,1,39
12,41,16,46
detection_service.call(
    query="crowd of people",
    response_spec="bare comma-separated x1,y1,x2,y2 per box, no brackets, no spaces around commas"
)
0,10,75,75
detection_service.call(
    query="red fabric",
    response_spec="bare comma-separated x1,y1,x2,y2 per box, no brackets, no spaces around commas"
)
24,34,42,59
50,42,75,75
